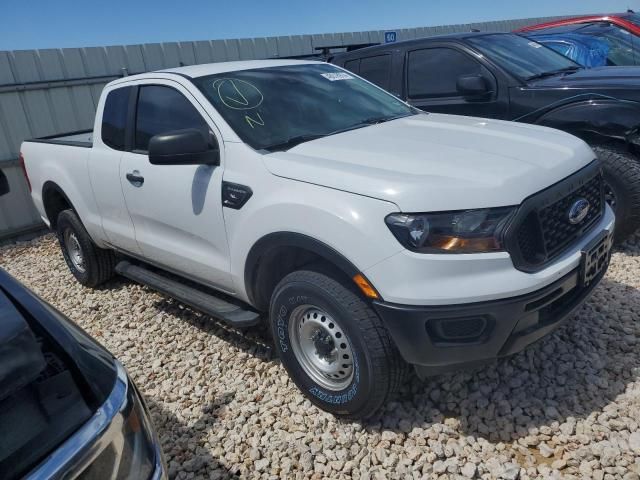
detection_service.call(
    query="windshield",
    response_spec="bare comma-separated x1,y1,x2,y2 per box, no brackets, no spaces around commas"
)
193,63,416,151
467,34,581,80
623,13,640,28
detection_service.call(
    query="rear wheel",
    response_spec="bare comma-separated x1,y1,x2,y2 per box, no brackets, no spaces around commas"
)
269,270,405,419
591,144,640,243
56,209,116,287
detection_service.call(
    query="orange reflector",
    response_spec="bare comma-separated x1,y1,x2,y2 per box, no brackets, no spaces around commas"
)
353,273,379,299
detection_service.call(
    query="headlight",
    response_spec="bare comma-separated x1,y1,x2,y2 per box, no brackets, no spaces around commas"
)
385,207,516,253
78,378,161,480
115,381,161,479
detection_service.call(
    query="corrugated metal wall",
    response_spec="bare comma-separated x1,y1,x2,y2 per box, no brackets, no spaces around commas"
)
0,15,565,239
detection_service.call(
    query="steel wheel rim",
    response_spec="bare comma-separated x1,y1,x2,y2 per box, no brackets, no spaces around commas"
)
288,305,355,391
64,229,86,273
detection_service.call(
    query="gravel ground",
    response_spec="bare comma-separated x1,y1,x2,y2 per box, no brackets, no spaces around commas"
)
2,233,640,479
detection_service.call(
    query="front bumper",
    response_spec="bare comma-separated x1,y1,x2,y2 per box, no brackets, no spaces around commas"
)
373,250,608,377
365,204,615,306
27,362,167,479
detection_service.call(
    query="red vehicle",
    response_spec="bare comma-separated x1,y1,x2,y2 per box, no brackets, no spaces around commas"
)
517,12,640,36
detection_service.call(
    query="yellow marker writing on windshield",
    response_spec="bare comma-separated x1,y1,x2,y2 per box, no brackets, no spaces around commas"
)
245,112,265,128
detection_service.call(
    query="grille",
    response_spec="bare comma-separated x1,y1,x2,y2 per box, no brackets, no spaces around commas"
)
538,174,603,258
510,166,604,271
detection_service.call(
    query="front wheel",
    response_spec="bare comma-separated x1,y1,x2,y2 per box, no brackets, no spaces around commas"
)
269,270,405,419
591,145,640,243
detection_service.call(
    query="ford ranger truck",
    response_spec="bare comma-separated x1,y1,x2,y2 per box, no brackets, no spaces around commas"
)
21,60,614,418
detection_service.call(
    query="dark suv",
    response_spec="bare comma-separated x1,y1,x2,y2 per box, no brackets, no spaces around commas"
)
330,32,640,241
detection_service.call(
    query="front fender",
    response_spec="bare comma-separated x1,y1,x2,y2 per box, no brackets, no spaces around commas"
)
531,97,640,146
223,177,403,304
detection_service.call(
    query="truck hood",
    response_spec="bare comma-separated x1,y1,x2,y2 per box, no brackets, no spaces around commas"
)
263,113,595,211
528,66,640,94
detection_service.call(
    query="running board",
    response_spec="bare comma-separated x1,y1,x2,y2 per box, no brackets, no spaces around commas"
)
115,261,261,327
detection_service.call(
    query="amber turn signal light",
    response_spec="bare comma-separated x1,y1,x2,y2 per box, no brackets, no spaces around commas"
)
353,273,380,299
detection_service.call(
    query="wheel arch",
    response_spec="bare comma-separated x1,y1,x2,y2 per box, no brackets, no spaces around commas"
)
531,97,640,150
244,232,364,311
42,181,76,229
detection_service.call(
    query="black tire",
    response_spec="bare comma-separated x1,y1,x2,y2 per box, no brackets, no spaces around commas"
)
56,209,116,287
269,270,405,419
591,144,640,243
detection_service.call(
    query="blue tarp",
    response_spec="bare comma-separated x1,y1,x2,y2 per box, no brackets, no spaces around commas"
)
527,33,610,68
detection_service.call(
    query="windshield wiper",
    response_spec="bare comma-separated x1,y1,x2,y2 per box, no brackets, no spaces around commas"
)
263,133,329,152
263,112,415,152
328,112,416,136
526,66,581,81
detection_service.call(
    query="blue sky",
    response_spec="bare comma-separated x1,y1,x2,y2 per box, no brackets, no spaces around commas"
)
2,0,639,50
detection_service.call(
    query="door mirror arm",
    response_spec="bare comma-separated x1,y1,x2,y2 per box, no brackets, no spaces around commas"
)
148,128,220,166
0,170,9,196
456,74,491,97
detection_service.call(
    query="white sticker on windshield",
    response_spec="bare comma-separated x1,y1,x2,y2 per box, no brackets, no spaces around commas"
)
528,41,543,48
321,72,354,81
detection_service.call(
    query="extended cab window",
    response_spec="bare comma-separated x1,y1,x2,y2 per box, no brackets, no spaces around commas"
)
134,85,209,152
101,87,131,150
358,55,392,89
408,48,482,99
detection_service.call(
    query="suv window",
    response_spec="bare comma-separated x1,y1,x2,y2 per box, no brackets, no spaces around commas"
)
101,87,131,150
134,85,209,152
408,48,482,99
358,55,392,89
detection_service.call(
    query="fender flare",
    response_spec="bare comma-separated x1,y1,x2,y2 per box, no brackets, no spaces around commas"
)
523,95,640,145
41,181,76,227
243,232,361,308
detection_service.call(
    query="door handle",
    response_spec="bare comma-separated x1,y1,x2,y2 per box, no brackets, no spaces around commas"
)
126,171,144,187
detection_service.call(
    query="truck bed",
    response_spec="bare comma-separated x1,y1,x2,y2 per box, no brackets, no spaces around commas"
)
24,130,93,148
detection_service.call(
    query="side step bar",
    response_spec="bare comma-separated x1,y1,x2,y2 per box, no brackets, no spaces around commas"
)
115,261,261,328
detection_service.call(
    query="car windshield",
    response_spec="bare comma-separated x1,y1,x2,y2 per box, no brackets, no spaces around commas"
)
467,33,581,80
192,63,416,151
623,12,640,28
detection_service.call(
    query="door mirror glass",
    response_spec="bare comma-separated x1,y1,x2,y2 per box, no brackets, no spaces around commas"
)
456,74,490,96
0,170,9,196
148,129,220,166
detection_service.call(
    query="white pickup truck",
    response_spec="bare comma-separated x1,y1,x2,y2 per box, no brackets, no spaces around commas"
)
21,60,614,418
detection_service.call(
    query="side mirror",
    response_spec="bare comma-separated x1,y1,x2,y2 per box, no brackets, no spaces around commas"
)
456,74,490,96
0,170,9,197
148,128,220,166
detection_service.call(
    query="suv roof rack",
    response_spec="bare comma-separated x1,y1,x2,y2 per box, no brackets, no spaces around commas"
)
271,42,380,62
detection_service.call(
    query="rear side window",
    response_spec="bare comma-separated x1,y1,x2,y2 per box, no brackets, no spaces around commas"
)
134,85,209,152
101,87,131,150
358,55,392,90
407,48,483,99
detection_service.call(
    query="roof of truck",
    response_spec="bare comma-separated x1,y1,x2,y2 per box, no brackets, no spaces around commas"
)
160,59,322,78
107,59,326,88
330,31,501,60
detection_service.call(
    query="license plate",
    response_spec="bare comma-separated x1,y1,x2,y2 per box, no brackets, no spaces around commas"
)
580,230,613,286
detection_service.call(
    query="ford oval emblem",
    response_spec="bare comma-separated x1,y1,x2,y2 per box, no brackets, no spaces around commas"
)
568,198,590,225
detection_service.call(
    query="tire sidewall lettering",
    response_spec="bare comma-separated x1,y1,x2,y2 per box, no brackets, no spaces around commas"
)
272,288,363,408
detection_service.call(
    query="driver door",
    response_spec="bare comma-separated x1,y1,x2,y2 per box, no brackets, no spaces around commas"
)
119,81,233,292
404,46,508,119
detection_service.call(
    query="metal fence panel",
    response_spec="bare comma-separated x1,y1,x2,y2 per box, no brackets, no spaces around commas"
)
0,15,568,238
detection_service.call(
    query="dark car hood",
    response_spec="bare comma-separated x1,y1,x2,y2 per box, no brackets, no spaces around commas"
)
0,268,116,404
528,66,640,92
